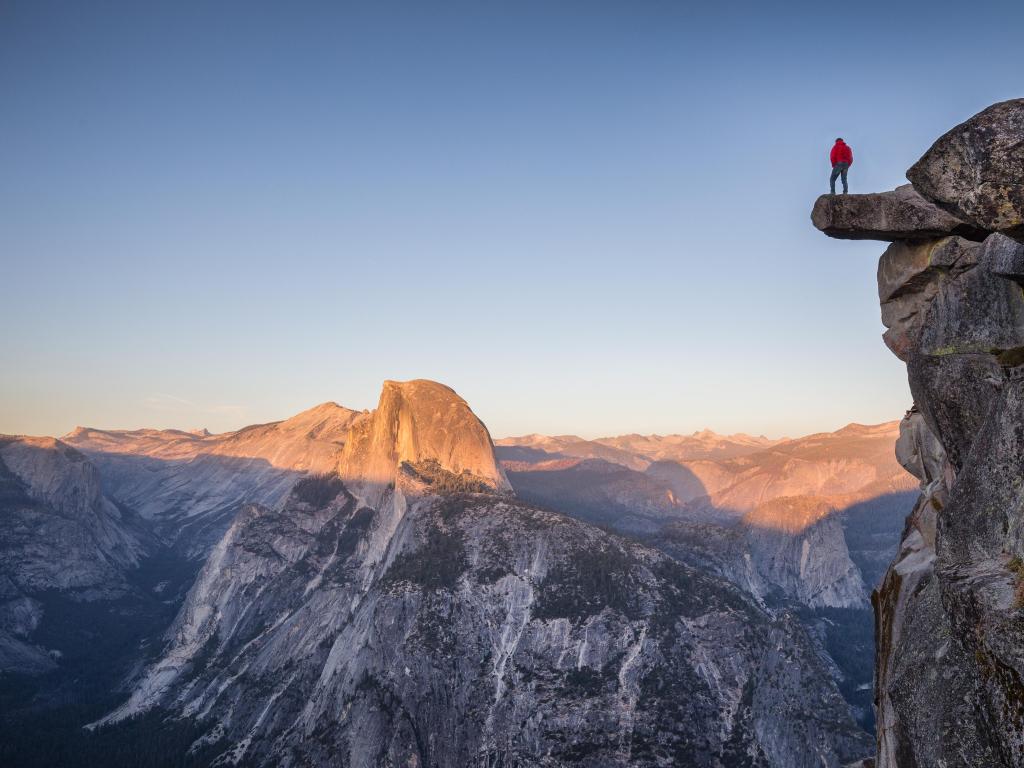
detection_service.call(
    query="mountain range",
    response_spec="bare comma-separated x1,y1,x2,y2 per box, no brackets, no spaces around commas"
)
0,379,905,767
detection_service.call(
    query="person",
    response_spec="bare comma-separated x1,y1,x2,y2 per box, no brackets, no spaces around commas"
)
830,138,853,194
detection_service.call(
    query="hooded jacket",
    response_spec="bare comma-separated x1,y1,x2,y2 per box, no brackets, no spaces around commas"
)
830,140,853,167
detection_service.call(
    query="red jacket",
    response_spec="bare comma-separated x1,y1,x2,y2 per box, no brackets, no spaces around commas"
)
830,140,853,166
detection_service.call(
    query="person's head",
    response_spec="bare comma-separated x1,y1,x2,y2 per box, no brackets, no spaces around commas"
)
835,137,844,143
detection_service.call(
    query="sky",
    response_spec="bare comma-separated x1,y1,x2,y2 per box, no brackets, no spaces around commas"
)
2,0,1022,441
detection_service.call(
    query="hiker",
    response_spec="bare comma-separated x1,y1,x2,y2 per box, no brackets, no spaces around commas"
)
829,138,853,194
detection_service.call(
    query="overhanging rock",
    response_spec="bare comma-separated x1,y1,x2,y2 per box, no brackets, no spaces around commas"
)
811,184,987,241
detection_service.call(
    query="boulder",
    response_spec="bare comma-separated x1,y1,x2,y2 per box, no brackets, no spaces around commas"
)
981,231,1024,283
877,237,979,360
811,184,987,241
916,235,1024,360
894,409,945,488
907,99,1024,237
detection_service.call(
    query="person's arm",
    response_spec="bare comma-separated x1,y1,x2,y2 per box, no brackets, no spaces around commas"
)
847,146,853,166
830,146,838,165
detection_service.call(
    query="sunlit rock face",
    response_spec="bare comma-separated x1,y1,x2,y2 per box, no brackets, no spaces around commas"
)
338,379,511,504
0,436,150,672
814,98,1024,767
66,382,511,559
103,385,871,767
740,497,867,609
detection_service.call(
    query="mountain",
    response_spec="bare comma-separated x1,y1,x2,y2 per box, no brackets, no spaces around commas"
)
495,429,783,473
499,422,917,732
0,436,151,674
64,402,365,557
338,379,511,501
501,458,685,532
814,99,1024,766
597,430,786,463
496,434,652,472
680,422,912,513
499,421,914,607
92,380,870,768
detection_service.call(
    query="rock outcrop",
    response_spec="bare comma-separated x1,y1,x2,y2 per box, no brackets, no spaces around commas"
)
338,379,511,504
660,495,869,611
876,236,980,360
811,184,987,241
740,496,868,609
907,99,1024,237
813,98,1024,767
0,437,147,594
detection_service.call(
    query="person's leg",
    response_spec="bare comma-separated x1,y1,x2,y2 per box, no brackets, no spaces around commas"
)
830,165,840,194
841,163,849,193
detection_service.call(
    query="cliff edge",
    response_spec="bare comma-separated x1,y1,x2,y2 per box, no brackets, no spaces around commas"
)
813,98,1024,767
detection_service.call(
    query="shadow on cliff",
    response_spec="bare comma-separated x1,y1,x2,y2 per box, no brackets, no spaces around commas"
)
81,450,308,558
0,445,313,765
665,489,917,589
496,444,915,587
499,451,711,533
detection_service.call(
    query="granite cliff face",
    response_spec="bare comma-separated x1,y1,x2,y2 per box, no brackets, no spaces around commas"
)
338,379,512,503
813,98,1024,767
0,436,150,673
101,381,871,767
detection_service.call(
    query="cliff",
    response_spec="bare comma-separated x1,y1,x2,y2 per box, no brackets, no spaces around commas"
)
0,436,151,673
813,98,1024,767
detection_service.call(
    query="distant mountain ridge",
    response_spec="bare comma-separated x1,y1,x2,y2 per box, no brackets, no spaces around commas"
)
496,428,785,471
498,421,911,528
63,402,366,556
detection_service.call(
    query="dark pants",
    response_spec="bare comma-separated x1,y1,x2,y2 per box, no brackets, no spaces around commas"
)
830,162,849,194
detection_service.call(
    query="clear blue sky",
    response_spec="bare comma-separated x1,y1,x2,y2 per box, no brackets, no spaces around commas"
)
2,0,1021,440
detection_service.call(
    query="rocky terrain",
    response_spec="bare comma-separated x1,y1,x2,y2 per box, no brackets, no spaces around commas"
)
499,423,917,732
0,436,151,674
65,402,365,557
96,380,870,767
499,423,914,610
813,98,1024,767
